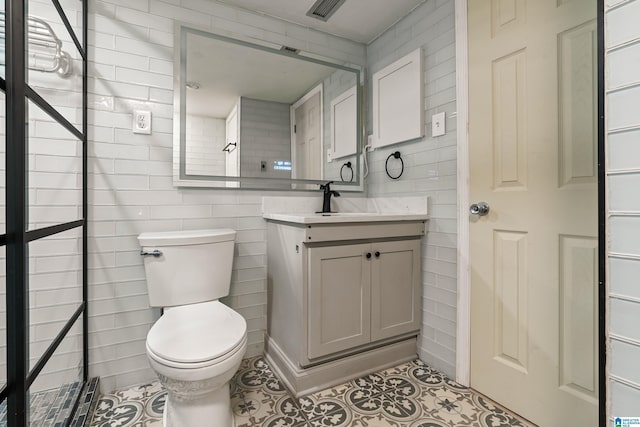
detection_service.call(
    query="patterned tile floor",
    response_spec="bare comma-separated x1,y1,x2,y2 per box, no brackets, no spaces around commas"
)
0,381,82,427
90,357,535,427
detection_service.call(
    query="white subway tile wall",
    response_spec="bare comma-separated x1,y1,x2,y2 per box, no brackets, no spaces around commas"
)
0,94,84,390
87,0,365,392
365,0,457,378
239,98,291,180
184,115,226,176
30,98,84,392
27,0,84,131
606,0,640,417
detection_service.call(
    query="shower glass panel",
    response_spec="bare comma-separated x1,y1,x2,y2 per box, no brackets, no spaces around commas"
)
0,246,5,391
0,90,5,393
54,0,83,49
0,1,4,79
28,227,82,366
1,93,5,235
27,99,82,228
26,0,83,132
27,318,83,425
3,0,86,423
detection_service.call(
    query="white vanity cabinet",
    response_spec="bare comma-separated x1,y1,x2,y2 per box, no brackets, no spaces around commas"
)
264,214,426,396
307,239,421,359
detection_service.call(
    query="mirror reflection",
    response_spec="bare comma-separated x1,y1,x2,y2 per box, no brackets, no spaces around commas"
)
175,27,361,190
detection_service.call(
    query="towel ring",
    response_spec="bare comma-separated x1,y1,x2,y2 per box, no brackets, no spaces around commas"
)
340,161,354,182
385,151,404,180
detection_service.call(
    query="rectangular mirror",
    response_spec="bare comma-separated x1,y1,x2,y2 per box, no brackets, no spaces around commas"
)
173,26,362,190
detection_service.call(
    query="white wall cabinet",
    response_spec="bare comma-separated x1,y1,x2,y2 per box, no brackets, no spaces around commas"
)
330,86,358,159
372,48,424,149
265,219,424,396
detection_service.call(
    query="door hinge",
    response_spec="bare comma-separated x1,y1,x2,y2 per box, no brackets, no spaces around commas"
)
294,125,297,133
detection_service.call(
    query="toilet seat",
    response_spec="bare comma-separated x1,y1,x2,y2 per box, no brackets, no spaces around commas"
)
146,300,247,369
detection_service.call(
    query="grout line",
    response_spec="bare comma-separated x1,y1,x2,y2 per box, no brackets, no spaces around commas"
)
608,168,640,175
605,0,638,14
610,374,640,392
608,252,640,260
610,292,640,304
609,333,640,347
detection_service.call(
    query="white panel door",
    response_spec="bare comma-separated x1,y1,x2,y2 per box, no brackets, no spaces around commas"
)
293,91,321,181
468,0,598,425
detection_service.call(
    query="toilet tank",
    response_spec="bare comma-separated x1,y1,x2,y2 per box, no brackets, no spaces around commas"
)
138,229,236,307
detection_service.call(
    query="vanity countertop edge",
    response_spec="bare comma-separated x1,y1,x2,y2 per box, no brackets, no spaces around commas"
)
262,212,429,224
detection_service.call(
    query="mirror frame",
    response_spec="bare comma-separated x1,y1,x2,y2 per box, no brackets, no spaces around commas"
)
172,24,363,191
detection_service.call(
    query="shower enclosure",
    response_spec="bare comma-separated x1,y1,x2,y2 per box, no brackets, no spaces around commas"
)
1,0,88,425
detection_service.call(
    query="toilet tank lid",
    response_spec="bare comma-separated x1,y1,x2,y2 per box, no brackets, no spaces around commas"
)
138,229,236,246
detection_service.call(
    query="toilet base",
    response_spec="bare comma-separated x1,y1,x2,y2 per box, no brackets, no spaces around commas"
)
162,383,234,427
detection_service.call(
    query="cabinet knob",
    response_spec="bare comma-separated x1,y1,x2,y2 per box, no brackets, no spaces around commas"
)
375,251,380,258
366,252,372,259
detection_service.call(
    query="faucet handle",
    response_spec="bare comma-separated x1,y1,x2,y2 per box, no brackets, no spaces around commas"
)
320,181,334,191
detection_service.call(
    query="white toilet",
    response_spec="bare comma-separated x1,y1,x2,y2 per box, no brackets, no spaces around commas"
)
138,229,247,427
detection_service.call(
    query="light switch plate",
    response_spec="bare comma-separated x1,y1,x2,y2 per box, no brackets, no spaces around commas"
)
133,110,152,134
432,112,446,137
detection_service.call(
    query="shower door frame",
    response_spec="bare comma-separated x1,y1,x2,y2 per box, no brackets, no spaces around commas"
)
1,0,88,425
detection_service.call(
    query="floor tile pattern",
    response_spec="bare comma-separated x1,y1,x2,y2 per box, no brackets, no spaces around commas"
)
0,381,83,427
90,357,535,427
90,382,165,427
69,377,101,427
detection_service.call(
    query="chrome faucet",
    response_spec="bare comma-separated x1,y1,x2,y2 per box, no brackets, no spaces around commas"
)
319,181,340,213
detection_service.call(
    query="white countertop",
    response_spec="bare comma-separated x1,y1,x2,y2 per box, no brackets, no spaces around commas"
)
262,212,429,224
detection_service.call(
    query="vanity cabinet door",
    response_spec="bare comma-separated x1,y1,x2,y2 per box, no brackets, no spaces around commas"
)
307,244,371,359
370,239,421,342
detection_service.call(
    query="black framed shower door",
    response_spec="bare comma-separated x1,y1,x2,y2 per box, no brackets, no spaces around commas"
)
1,0,88,425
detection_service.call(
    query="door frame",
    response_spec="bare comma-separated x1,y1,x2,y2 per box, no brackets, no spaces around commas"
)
454,0,606,423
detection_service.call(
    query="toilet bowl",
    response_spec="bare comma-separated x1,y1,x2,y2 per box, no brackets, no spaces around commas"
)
138,229,246,427
146,301,247,426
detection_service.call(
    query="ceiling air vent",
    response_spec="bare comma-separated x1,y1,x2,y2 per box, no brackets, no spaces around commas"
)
306,0,347,22
280,45,300,54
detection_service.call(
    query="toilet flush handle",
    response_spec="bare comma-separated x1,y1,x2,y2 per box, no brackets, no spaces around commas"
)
140,249,163,258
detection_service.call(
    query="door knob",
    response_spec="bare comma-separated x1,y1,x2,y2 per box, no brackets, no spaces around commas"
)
469,201,490,216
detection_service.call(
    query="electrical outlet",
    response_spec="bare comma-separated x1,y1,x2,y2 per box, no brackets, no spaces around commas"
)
432,112,446,137
133,110,152,134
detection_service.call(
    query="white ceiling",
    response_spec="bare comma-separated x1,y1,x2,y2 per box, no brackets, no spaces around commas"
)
214,0,427,44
